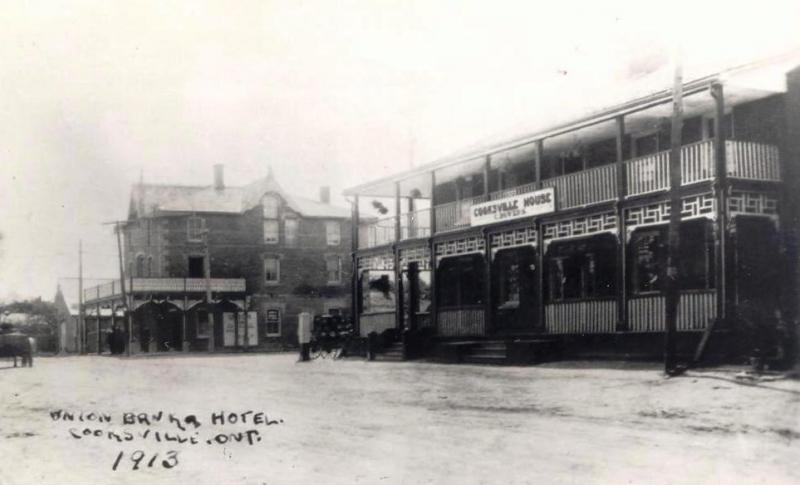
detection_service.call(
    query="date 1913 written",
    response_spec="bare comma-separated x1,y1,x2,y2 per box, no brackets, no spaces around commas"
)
111,450,179,471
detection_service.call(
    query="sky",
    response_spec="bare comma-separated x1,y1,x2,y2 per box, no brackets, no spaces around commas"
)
1,0,799,302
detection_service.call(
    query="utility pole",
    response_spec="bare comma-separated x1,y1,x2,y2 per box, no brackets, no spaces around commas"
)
78,240,84,354
204,230,215,352
115,222,132,357
665,54,684,376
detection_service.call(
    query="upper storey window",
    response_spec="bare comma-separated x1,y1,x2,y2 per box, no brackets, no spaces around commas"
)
325,221,341,246
187,216,205,242
262,195,280,219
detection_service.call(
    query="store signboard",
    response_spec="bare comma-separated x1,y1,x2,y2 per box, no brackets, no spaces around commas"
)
470,187,555,227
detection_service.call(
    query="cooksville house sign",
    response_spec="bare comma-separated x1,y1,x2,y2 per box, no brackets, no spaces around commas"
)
470,187,556,227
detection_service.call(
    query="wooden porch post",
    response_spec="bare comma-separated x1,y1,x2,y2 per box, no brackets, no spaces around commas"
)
535,139,546,332
665,63,685,374
394,182,403,335
395,182,401,242
534,140,543,189
352,195,360,336
484,228,492,335
711,82,728,321
429,171,438,334
615,115,628,331
96,287,101,354
182,279,189,352
483,155,491,196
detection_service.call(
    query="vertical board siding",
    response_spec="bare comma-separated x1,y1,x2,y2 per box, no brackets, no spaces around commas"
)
627,291,716,332
359,312,397,337
437,308,485,336
544,299,617,334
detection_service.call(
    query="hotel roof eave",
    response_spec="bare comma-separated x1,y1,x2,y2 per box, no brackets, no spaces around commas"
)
344,74,721,197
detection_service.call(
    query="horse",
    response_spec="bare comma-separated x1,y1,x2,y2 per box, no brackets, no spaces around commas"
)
0,332,35,367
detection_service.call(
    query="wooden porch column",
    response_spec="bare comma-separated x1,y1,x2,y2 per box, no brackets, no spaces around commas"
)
96,299,101,355
182,278,189,352
484,228,492,335
429,170,438,333
711,82,728,320
615,115,628,331
395,182,402,242
483,155,491,196
352,195,360,336
537,222,546,332
534,139,543,189
394,183,403,337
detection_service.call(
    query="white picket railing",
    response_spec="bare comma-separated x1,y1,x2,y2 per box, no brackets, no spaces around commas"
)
541,164,617,210
626,140,715,197
726,140,780,181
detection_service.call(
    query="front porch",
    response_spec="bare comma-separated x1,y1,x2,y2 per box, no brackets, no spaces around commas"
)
81,277,251,354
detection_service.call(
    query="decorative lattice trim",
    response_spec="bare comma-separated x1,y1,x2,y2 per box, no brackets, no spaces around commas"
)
434,236,486,260
488,226,538,257
542,212,617,244
357,253,394,271
399,246,431,270
624,194,716,231
728,191,778,219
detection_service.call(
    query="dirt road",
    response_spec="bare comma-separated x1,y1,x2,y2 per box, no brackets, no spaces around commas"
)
1,355,797,484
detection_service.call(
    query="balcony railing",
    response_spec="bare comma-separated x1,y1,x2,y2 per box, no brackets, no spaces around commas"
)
359,216,397,249
726,140,780,181
83,278,247,303
358,209,434,249
400,208,432,240
434,194,488,233
541,163,617,210
355,139,779,247
626,139,717,197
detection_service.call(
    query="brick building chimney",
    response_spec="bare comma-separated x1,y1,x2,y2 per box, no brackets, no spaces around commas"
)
319,186,330,204
214,164,224,190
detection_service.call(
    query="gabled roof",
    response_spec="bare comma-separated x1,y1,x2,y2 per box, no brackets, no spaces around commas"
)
130,172,350,220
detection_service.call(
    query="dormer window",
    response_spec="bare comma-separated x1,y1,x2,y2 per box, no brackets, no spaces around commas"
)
262,195,279,219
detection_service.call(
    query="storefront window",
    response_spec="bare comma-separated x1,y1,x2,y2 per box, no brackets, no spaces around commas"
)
545,235,616,302
360,270,396,313
628,219,715,294
436,254,486,308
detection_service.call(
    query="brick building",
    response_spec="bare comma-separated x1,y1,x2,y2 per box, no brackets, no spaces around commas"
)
82,166,352,353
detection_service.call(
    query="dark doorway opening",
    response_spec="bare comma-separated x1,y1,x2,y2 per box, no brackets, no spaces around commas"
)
188,256,204,278
491,246,538,332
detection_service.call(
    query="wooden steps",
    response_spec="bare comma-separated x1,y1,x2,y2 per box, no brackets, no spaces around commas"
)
372,341,405,362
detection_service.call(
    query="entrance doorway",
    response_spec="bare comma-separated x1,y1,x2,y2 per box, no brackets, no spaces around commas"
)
491,246,538,332
402,262,432,331
734,216,780,312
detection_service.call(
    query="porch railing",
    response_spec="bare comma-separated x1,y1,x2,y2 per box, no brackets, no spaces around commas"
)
437,307,485,336
359,140,778,244
359,216,398,249
726,140,780,181
545,299,617,334
434,194,488,233
541,163,617,210
84,278,247,303
626,139,715,197
400,208,432,240
359,311,396,337
627,290,716,332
